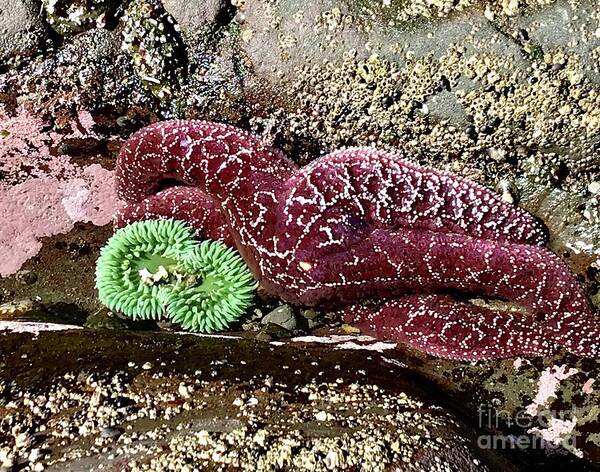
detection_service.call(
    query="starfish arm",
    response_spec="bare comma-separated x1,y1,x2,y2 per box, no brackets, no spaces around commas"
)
116,119,297,204
341,295,554,360
114,187,235,248
288,228,599,357
279,148,547,260
297,228,589,313
115,120,299,265
552,313,600,358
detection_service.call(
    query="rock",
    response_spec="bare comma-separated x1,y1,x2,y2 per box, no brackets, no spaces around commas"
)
41,0,119,35
16,270,37,285
258,322,294,340
424,90,469,124
0,326,518,470
261,305,297,331
100,426,123,439
0,299,37,320
162,0,227,31
242,320,260,331
121,0,186,100
508,0,600,85
156,320,176,331
300,309,319,320
84,310,128,330
0,0,46,64
254,331,272,342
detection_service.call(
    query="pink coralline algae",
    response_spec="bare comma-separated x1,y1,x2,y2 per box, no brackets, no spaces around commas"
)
115,120,600,360
0,109,122,277
0,164,121,277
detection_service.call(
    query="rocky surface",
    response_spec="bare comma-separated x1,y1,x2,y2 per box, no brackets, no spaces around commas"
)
0,325,511,471
0,0,47,67
1,0,600,469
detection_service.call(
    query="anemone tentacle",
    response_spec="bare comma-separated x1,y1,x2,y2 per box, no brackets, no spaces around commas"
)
95,219,197,319
96,219,256,332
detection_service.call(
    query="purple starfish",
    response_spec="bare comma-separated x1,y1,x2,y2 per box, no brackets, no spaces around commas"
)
114,120,599,360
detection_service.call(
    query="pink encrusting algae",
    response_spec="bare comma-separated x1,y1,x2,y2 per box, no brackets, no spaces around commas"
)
0,108,122,277
114,120,600,360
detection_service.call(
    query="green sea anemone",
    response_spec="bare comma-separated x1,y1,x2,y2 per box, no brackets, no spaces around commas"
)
95,219,257,332
95,219,197,319
166,241,258,333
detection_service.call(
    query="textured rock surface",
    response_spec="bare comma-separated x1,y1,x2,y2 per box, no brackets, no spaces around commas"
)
261,304,297,330
0,326,511,471
162,0,228,31
0,0,46,65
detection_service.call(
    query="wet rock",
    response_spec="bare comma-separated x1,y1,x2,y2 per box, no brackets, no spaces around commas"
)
121,0,186,101
41,0,119,35
518,175,600,288
156,320,176,331
100,426,123,439
84,310,128,330
242,320,260,331
300,309,319,320
0,299,37,320
508,0,600,85
258,322,294,340
16,270,37,285
0,326,519,471
0,0,47,65
254,330,272,342
425,90,469,124
261,304,297,331
162,0,228,31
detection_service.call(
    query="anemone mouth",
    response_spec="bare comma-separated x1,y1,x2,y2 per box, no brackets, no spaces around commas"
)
165,241,258,333
95,219,198,319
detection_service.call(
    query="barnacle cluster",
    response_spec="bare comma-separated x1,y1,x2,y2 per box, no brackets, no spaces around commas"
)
95,219,256,332
351,0,559,24
42,0,117,35
121,0,186,100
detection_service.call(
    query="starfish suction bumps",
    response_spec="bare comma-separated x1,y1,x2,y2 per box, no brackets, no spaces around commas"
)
115,120,599,360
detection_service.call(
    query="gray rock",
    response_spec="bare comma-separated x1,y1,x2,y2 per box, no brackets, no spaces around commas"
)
100,426,123,439
261,304,297,331
241,0,527,84
425,90,469,124
509,0,600,85
0,0,46,64
254,330,272,342
162,0,227,31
